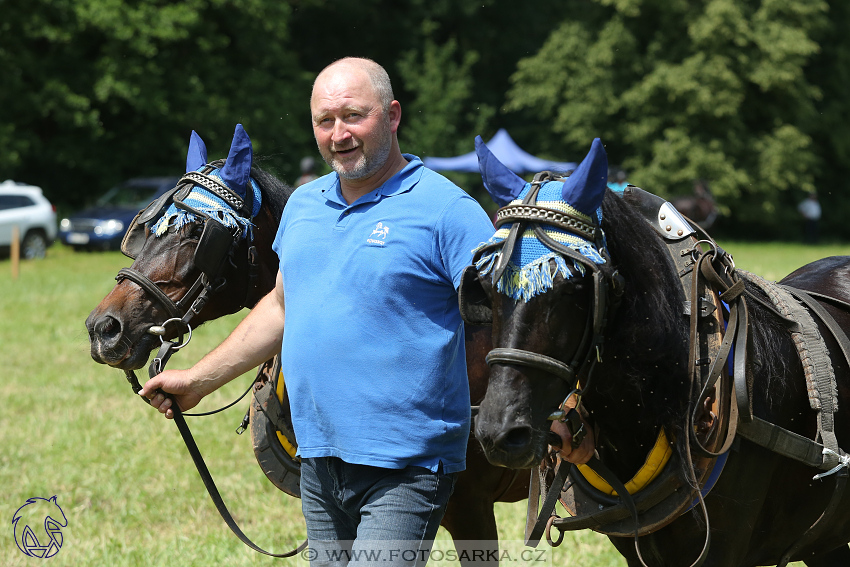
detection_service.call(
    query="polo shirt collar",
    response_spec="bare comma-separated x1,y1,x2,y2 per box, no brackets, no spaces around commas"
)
321,154,424,207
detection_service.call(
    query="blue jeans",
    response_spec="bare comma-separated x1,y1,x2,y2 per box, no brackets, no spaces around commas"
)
300,457,457,566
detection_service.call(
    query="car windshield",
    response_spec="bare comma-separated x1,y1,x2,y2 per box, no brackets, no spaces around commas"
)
95,182,162,209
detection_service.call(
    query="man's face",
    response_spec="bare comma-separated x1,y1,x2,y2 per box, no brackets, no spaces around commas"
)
310,67,393,181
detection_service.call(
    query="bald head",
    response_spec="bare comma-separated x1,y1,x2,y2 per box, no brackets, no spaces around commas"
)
313,57,394,113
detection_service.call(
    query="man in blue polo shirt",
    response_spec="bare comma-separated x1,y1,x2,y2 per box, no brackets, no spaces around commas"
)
141,57,494,565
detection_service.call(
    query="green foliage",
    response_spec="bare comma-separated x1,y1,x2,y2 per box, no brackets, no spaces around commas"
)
1,0,848,239
506,0,834,238
0,0,312,208
397,37,494,158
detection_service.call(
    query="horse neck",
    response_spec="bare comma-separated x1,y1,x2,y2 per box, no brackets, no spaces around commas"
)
584,195,692,478
247,197,282,302
583,357,673,479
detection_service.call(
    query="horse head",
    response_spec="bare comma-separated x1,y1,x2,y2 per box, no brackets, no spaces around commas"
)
468,137,616,469
86,125,285,370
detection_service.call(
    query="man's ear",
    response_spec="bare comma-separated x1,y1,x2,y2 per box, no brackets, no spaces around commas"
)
388,100,402,133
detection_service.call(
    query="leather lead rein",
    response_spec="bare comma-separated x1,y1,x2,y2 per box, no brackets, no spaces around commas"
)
144,340,307,558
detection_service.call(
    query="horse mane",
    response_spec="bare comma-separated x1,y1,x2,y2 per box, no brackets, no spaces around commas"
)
597,190,692,434
741,280,797,407
250,160,295,223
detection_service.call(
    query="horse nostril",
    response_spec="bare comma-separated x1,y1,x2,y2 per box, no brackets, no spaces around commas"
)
495,426,533,452
95,315,122,340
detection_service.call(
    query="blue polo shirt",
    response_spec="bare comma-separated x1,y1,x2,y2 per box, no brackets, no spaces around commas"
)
272,155,494,473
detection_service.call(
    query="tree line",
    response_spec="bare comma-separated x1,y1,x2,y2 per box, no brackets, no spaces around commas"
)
1,0,847,239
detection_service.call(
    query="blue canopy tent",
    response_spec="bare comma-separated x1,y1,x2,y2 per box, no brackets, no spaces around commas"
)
423,129,577,175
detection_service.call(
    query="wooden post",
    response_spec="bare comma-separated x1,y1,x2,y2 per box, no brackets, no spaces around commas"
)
11,225,19,280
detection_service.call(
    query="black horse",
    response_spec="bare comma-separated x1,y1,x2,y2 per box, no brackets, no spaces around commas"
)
468,137,850,566
86,126,527,565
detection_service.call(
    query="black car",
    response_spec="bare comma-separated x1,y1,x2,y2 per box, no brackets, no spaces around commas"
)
59,177,180,251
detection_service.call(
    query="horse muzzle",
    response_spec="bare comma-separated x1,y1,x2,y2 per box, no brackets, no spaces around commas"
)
474,409,546,469
85,309,154,369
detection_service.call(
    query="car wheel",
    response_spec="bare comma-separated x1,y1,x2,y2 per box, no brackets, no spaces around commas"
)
21,231,48,259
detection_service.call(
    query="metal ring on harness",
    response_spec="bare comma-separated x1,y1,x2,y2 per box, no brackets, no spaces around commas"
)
151,317,193,350
689,239,718,262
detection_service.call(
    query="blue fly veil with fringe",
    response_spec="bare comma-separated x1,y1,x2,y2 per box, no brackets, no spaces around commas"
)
474,179,607,302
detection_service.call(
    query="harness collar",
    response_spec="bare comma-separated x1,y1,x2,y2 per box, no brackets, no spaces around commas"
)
576,428,673,496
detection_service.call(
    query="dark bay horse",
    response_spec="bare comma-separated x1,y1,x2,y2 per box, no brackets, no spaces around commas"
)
468,137,850,566
670,180,717,230
86,127,526,564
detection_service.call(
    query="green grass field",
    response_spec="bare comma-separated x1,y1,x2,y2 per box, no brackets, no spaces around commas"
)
2,241,847,566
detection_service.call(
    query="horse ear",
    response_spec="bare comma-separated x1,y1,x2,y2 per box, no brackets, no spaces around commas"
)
476,135,527,207
219,124,253,197
561,138,608,215
186,130,208,173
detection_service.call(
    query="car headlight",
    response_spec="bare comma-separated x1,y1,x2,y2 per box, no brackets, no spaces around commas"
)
60,218,71,230
93,219,125,236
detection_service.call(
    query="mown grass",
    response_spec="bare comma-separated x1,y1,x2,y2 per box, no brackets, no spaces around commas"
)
2,241,845,566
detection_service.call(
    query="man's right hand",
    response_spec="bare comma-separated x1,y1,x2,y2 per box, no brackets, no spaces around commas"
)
139,369,205,420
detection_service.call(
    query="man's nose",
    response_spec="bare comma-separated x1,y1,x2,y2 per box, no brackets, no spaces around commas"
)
332,121,352,144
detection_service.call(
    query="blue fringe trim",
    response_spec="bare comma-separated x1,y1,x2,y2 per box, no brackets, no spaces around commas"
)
474,242,605,303
150,184,255,241
476,250,592,302
152,208,254,240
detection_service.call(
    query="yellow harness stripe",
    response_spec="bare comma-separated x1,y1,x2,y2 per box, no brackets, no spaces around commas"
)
575,429,672,496
274,371,298,459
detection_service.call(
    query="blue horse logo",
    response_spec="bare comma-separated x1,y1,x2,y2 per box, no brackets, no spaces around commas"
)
12,496,68,558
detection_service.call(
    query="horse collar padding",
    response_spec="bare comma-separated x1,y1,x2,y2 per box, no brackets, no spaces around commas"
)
576,428,673,496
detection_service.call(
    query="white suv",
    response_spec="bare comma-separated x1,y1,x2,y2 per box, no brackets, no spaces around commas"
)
0,180,58,259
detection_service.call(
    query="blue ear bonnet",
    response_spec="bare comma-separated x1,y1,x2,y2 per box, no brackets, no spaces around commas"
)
152,125,262,239
474,181,606,302
474,137,609,302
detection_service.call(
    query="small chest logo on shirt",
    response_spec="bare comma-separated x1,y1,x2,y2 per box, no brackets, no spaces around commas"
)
367,222,389,246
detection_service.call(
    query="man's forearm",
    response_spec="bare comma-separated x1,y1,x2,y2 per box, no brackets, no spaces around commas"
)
189,288,285,396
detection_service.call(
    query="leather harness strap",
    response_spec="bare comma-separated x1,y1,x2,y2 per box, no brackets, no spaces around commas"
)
140,341,306,558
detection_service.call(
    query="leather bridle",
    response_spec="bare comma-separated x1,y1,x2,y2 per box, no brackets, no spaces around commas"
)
469,172,621,431
116,160,261,352
109,163,305,558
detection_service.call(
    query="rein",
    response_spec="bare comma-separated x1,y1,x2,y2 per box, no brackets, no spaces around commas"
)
114,167,306,558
